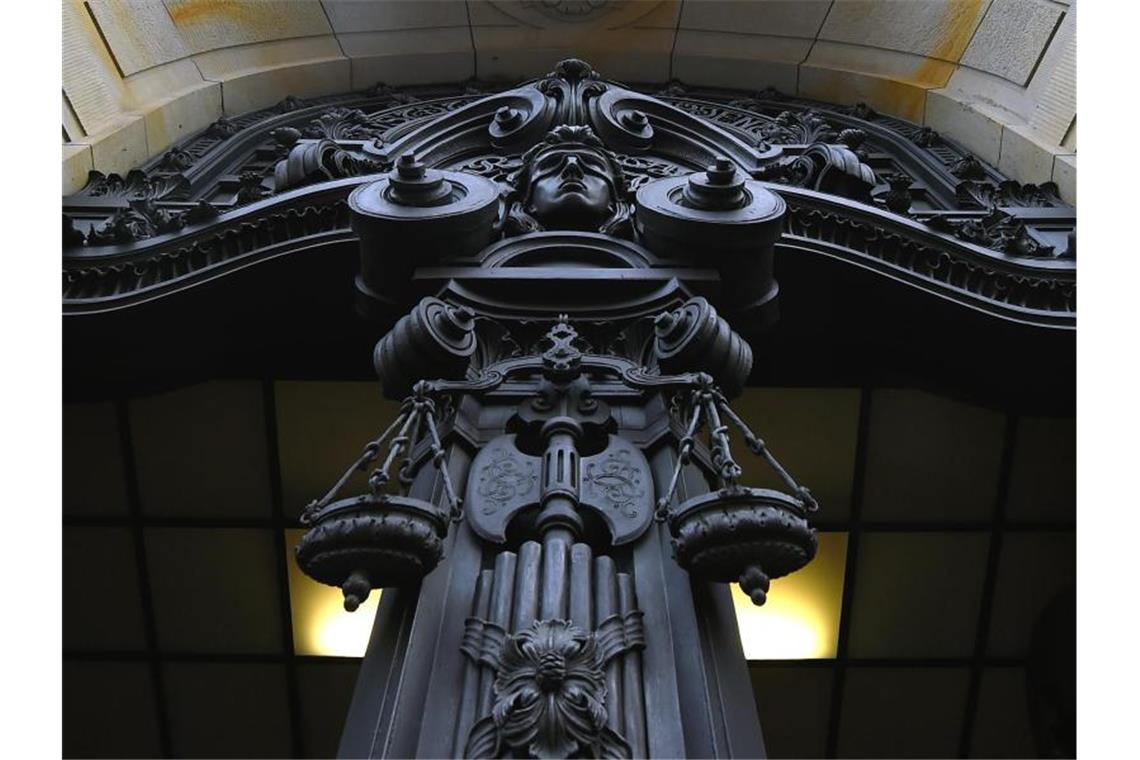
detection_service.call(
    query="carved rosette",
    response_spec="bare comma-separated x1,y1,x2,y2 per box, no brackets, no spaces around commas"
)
465,619,631,759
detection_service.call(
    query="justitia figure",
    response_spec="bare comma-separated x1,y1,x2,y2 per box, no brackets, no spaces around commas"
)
505,125,633,236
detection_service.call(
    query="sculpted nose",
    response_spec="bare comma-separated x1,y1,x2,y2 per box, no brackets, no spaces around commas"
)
563,156,583,178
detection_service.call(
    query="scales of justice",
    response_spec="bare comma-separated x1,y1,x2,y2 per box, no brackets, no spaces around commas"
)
292,59,858,759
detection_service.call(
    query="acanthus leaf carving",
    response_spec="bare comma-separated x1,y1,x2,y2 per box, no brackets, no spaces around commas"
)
755,109,840,145
755,143,875,202
272,140,388,193
206,116,241,139
300,107,383,140
155,146,194,173
950,154,988,180
912,125,941,147
77,169,191,202
536,57,607,126
236,171,270,204
273,94,306,114
957,179,1063,209
928,209,1057,258
838,101,879,121
462,617,641,759
87,199,184,246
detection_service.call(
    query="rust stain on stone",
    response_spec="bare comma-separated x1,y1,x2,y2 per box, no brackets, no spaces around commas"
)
912,0,986,87
167,0,257,27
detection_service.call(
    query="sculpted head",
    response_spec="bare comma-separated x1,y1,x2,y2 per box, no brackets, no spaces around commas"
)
509,126,629,234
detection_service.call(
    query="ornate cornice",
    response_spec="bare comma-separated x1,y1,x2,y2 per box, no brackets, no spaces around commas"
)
62,73,1075,329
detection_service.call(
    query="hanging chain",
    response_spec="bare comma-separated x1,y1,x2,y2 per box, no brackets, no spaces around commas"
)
703,391,742,487
713,389,818,512
299,403,411,525
300,382,464,525
655,388,705,521
651,373,820,521
416,381,464,522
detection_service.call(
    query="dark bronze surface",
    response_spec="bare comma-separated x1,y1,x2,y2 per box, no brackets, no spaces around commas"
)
62,58,1076,759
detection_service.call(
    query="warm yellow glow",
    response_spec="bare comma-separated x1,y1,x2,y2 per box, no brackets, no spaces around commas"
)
733,532,848,660
283,529,844,659
285,529,380,657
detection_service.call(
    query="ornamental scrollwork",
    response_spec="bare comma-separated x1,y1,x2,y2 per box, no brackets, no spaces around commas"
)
754,109,842,145
583,449,645,519
612,153,687,191
477,449,538,512
300,107,385,141
63,66,1074,325
456,154,525,184
273,140,387,192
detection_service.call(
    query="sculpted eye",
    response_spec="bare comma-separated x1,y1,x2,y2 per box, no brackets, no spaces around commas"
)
583,157,607,172
536,154,564,172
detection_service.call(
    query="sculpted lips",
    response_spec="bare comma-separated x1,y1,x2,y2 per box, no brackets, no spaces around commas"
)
558,179,587,193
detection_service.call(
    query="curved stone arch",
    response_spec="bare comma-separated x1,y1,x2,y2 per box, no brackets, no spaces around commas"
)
62,1,1076,200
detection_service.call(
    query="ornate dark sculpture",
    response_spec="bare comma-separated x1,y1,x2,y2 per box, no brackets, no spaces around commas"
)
636,158,785,322
206,116,240,139
349,153,499,312
296,380,464,610
63,58,1076,759
640,369,818,606
653,296,752,397
880,173,914,214
63,65,1075,328
463,618,640,758
929,209,1059,258
87,199,184,244
373,296,477,399
274,139,385,192
956,179,1063,209
504,125,633,237
75,169,189,201
155,146,194,173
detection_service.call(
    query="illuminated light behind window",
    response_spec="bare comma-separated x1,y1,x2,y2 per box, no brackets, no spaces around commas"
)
732,532,848,660
285,528,380,657
286,529,845,659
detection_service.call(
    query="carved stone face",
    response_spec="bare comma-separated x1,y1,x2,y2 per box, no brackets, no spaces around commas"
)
525,147,617,229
